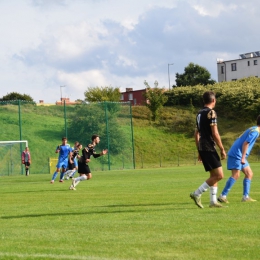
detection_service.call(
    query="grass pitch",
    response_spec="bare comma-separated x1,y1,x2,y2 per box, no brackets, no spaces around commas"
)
1,165,260,260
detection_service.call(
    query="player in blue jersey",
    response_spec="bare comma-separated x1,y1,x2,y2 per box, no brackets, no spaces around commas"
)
190,91,226,208
50,137,73,183
218,115,260,203
69,134,108,190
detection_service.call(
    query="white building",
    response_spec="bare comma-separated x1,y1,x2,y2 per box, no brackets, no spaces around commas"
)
217,51,260,82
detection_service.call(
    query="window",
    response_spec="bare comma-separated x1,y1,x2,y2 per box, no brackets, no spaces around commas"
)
254,60,258,65
221,66,224,74
231,63,237,71
120,94,124,100
128,93,133,101
248,61,250,66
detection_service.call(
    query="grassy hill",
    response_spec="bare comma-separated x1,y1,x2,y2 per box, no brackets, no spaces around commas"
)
0,103,260,175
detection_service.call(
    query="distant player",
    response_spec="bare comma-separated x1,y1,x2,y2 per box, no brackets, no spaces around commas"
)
63,143,82,180
69,134,108,190
21,147,31,176
218,115,260,203
50,137,72,183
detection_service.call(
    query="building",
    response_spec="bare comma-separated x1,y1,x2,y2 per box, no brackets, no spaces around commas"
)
55,97,79,105
120,88,147,106
217,51,260,82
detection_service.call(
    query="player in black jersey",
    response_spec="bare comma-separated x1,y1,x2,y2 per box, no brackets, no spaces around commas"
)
63,143,82,180
69,134,108,190
190,91,226,208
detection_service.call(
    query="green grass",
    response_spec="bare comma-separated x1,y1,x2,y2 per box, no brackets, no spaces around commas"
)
1,165,260,260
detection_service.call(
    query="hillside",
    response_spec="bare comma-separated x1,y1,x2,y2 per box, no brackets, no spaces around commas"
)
0,103,259,175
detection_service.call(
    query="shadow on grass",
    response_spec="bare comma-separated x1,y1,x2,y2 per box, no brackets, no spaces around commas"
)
1,202,194,219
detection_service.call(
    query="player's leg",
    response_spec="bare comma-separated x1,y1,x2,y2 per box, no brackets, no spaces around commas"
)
59,166,66,182
207,166,225,207
241,165,256,202
51,164,61,183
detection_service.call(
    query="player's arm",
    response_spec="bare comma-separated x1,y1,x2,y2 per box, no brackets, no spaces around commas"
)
241,141,249,164
93,149,108,158
194,129,201,162
211,125,226,159
55,145,60,153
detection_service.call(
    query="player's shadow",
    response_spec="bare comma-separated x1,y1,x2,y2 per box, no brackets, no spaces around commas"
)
1,202,190,219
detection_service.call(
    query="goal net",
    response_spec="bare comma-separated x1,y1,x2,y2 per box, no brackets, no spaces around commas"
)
0,140,28,176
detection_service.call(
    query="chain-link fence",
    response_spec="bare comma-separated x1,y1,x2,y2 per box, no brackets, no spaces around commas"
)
0,100,135,175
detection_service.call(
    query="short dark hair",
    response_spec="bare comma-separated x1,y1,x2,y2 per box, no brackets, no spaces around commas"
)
91,134,99,141
62,137,67,140
257,115,260,126
203,91,215,104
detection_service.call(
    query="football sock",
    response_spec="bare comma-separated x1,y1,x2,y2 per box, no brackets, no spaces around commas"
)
210,186,218,203
68,170,76,178
243,178,251,197
64,170,73,177
221,177,236,196
52,171,58,181
73,176,87,187
194,182,209,196
60,172,65,180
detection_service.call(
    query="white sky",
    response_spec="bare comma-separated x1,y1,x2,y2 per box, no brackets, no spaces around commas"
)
0,0,259,103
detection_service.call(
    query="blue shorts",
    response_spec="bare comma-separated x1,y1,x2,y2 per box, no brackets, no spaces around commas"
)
56,159,68,169
227,156,249,170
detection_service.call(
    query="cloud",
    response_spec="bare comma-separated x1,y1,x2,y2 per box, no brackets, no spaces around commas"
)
1,0,260,103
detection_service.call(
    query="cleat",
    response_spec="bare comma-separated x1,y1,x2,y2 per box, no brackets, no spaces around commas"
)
218,196,229,204
241,197,257,202
190,192,204,208
59,180,64,183
209,202,227,208
50,180,54,184
65,176,69,180
69,185,76,190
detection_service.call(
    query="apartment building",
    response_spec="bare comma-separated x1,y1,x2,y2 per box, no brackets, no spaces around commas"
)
217,51,260,82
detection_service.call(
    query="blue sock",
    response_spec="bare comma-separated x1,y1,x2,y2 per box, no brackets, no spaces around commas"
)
221,177,236,196
243,178,251,197
60,172,65,180
52,171,58,181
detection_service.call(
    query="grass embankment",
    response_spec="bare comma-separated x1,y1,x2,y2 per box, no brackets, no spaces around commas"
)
1,104,260,174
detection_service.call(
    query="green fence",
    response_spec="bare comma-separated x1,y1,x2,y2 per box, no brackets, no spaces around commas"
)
0,100,135,175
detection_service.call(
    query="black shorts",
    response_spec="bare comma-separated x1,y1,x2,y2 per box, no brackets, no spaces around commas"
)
68,162,75,170
78,162,91,174
24,162,30,167
199,150,222,172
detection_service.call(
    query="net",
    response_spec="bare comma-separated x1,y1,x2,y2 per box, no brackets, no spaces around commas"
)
0,140,28,176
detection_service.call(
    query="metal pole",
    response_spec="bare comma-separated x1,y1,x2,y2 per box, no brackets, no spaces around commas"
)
105,102,111,170
60,85,66,101
129,102,135,169
18,100,24,175
64,99,67,138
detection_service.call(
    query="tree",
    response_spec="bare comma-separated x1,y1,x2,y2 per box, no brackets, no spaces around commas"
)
0,92,34,101
143,80,168,121
84,86,120,102
175,62,216,87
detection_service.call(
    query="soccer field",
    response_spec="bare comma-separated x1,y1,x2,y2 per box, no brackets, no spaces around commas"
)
1,164,260,260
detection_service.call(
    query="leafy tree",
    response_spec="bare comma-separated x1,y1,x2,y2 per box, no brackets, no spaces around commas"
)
84,86,120,102
175,62,216,87
143,80,168,121
0,92,34,101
